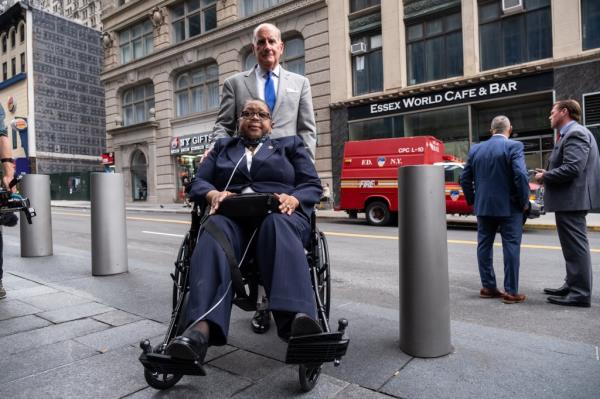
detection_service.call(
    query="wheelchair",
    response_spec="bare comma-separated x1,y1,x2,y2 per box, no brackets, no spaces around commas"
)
139,201,349,392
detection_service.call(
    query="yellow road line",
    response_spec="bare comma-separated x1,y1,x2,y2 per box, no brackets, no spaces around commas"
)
324,231,599,253
51,212,599,253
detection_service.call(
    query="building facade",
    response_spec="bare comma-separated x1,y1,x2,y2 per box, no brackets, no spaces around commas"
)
101,0,330,203
31,0,103,29
0,2,106,199
329,0,600,203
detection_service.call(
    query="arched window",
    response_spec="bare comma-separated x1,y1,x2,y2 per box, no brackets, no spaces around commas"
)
131,150,148,201
174,63,219,117
1,34,6,54
282,36,305,76
19,23,25,43
244,51,256,71
122,82,155,126
9,29,15,49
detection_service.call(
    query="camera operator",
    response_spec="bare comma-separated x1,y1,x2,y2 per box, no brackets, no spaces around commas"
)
0,103,16,299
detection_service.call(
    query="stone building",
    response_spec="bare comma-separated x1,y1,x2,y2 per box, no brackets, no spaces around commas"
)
328,0,600,205
0,1,105,199
101,0,330,203
30,0,103,29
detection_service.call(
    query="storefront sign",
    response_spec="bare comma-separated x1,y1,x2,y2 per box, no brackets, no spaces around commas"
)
348,72,553,120
170,132,211,154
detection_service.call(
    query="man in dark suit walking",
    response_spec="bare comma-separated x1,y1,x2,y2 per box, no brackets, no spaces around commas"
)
460,116,530,304
534,100,600,308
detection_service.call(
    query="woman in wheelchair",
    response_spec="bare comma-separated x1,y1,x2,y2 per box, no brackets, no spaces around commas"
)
166,99,323,364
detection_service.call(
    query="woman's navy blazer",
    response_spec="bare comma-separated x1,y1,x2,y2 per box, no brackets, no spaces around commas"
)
189,135,322,218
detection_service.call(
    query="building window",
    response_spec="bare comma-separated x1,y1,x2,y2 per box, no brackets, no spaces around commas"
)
479,0,552,71
20,52,25,73
406,12,463,85
10,58,15,77
122,83,155,126
240,0,287,17
19,24,25,43
2,63,6,81
174,63,219,117
350,0,380,13
582,0,600,50
171,0,217,43
119,19,153,64
9,30,15,49
282,37,305,75
583,92,600,146
244,51,256,71
351,31,383,96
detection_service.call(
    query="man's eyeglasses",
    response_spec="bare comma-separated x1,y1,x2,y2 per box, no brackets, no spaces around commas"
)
240,111,271,120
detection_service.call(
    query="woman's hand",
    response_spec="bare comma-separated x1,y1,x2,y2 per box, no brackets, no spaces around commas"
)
275,193,299,215
206,190,235,215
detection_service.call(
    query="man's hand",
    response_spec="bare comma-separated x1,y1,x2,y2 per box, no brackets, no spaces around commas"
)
534,168,545,184
275,193,299,215
206,190,235,214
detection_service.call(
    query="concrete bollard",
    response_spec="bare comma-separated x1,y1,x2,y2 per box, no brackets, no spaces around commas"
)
91,172,128,276
398,165,452,358
20,174,53,257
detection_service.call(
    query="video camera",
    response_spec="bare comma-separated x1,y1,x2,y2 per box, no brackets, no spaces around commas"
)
0,175,36,224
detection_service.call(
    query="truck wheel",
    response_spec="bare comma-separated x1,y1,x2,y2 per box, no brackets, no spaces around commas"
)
366,201,391,226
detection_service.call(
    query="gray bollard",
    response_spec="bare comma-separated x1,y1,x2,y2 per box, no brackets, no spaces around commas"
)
398,165,452,358
20,174,53,257
91,172,128,276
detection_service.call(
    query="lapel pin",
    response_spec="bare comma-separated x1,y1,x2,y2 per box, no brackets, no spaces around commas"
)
268,145,273,150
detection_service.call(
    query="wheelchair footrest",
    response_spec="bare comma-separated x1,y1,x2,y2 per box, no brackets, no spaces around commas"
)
139,352,207,376
285,332,349,365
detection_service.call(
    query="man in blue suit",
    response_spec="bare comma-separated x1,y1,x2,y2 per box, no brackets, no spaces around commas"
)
460,116,530,304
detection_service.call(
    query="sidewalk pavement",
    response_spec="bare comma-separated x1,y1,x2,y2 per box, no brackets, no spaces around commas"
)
51,200,600,231
0,202,598,398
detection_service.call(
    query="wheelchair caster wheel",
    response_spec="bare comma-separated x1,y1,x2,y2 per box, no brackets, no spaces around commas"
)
144,368,183,390
299,363,322,392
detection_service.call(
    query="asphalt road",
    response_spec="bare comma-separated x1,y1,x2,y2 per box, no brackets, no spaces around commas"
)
6,208,599,346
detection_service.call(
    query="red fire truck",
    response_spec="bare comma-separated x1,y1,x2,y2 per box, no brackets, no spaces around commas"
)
338,136,473,226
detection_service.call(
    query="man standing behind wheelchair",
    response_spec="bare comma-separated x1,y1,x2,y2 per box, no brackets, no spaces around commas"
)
166,99,323,364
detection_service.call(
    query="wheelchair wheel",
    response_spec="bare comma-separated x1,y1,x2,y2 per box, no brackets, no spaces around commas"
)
316,231,331,319
144,368,183,390
299,364,322,392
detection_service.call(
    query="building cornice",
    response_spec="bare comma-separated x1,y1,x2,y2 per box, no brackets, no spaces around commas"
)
107,120,159,136
331,50,600,109
101,0,326,84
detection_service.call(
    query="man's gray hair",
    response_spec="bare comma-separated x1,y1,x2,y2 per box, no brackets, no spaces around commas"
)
490,115,511,135
252,23,282,45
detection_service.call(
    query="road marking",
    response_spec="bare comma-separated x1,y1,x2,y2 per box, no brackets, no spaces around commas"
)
50,213,599,253
323,231,600,253
596,346,599,361
142,230,185,238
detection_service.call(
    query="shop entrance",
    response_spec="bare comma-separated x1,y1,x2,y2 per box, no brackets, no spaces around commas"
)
131,150,148,201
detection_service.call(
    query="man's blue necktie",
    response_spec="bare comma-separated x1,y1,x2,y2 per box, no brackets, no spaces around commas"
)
264,71,276,113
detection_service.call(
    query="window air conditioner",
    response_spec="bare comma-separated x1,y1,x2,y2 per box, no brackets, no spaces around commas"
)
350,42,367,55
502,0,523,14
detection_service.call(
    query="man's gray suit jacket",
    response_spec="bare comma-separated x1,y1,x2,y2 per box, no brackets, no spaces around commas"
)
543,122,600,212
211,66,317,160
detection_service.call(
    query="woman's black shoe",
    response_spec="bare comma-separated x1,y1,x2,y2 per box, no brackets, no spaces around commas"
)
251,310,271,334
167,329,208,362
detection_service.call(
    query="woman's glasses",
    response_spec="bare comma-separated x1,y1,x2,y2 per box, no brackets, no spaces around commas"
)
240,111,271,120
